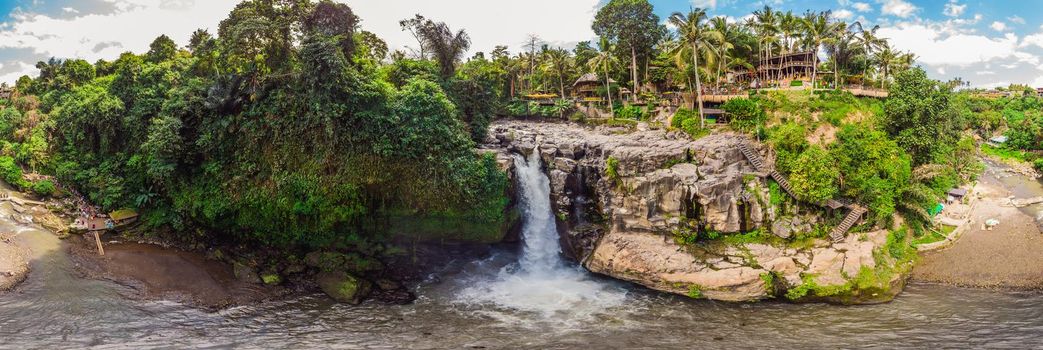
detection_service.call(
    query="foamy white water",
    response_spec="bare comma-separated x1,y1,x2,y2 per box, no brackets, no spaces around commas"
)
456,149,627,317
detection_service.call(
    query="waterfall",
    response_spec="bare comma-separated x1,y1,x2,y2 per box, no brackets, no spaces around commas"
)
514,150,564,273
456,148,626,317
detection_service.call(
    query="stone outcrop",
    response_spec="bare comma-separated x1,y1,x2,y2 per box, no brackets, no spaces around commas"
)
486,119,908,303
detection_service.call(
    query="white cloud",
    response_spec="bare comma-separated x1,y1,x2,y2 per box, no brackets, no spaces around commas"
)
690,0,717,9
346,0,599,57
879,24,1019,66
61,7,79,14
0,62,34,85
1008,16,1025,25
834,9,854,20
0,0,240,83
1023,31,1043,49
976,70,995,75
991,21,1008,32
880,0,918,18
853,2,872,12
943,0,965,17
937,67,945,75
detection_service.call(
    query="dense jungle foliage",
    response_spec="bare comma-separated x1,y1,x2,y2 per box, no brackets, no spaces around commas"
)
0,0,511,249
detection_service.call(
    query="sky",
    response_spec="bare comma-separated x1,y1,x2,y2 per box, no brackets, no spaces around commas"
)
2,0,1043,88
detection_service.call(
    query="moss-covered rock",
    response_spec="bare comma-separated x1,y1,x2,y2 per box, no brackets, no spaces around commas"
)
232,261,262,284
260,272,282,285
316,271,371,304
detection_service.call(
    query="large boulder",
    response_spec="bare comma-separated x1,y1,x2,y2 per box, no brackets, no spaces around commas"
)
317,271,372,304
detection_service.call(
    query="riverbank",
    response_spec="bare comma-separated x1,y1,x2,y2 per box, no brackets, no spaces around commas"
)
0,232,28,291
67,236,289,309
913,162,1043,289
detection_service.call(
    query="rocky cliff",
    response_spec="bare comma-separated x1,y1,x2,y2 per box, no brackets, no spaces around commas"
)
485,119,909,303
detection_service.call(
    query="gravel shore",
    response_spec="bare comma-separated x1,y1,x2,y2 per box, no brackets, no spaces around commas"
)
913,166,1043,289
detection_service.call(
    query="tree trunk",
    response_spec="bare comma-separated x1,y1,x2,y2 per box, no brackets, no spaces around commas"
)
810,42,818,96
715,50,722,92
605,64,614,116
693,43,705,129
630,44,639,102
559,74,566,119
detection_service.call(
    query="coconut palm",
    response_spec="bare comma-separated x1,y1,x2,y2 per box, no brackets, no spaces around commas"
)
824,22,855,89
801,11,841,95
589,37,620,114
854,22,885,89
875,44,900,89
542,48,573,100
751,6,779,84
418,21,471,77
709,16,741,91
669,7,723,128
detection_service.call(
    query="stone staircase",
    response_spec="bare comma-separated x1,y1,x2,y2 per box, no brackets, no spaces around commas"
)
830,205,867,242
737,139,866,242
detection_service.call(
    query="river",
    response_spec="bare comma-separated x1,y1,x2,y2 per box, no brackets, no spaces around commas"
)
3,155,1043,349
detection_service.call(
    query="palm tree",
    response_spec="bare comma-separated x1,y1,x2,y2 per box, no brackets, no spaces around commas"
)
751,6,779,85
710,16,739,91
419,22,470,77
589,37,620,115
542,48,573,102
669,8,723,128
854,22,885,89
875,44,900,89
824,22,855,89
801,11,840,95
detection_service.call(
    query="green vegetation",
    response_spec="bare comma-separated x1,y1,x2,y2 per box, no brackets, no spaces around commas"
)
912,225,951,246
0,1,512,256
670,108,711,138
687,284,704,299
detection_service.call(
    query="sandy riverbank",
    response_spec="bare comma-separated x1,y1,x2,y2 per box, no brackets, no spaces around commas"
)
0,232,28,291
913,165,1043,289
68,235,289,309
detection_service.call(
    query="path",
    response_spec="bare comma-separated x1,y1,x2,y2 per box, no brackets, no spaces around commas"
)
913,165,1043,289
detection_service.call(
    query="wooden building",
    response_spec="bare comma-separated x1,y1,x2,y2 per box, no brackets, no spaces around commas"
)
572,73,615,101
732,51,818,86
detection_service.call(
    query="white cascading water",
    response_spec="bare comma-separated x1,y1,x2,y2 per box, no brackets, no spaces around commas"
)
457,149,626,318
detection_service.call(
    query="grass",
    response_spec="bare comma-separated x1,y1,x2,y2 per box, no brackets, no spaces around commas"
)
687,284,704,299
982,143,1032,163
912,224,953,246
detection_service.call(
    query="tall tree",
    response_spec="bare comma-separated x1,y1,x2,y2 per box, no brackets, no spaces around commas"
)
399,14,428,59
542,48,573,99
801,11,840,95
751,6,778,85
589,37,620,114
593,0,660,101
669,7,722,128
418,21,471,77
854,22,885,89
147,35,178,63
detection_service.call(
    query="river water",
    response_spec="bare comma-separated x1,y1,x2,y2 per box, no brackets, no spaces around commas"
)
3,158,1043,349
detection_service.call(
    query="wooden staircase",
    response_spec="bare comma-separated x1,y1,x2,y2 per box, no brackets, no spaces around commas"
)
737,139,866,242
829,205,867,242
737,142,797,198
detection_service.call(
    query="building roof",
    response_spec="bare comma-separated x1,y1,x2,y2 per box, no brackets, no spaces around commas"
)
109,209,139,221
989,135,1008,143
573,73,615,86
947,188,968,197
